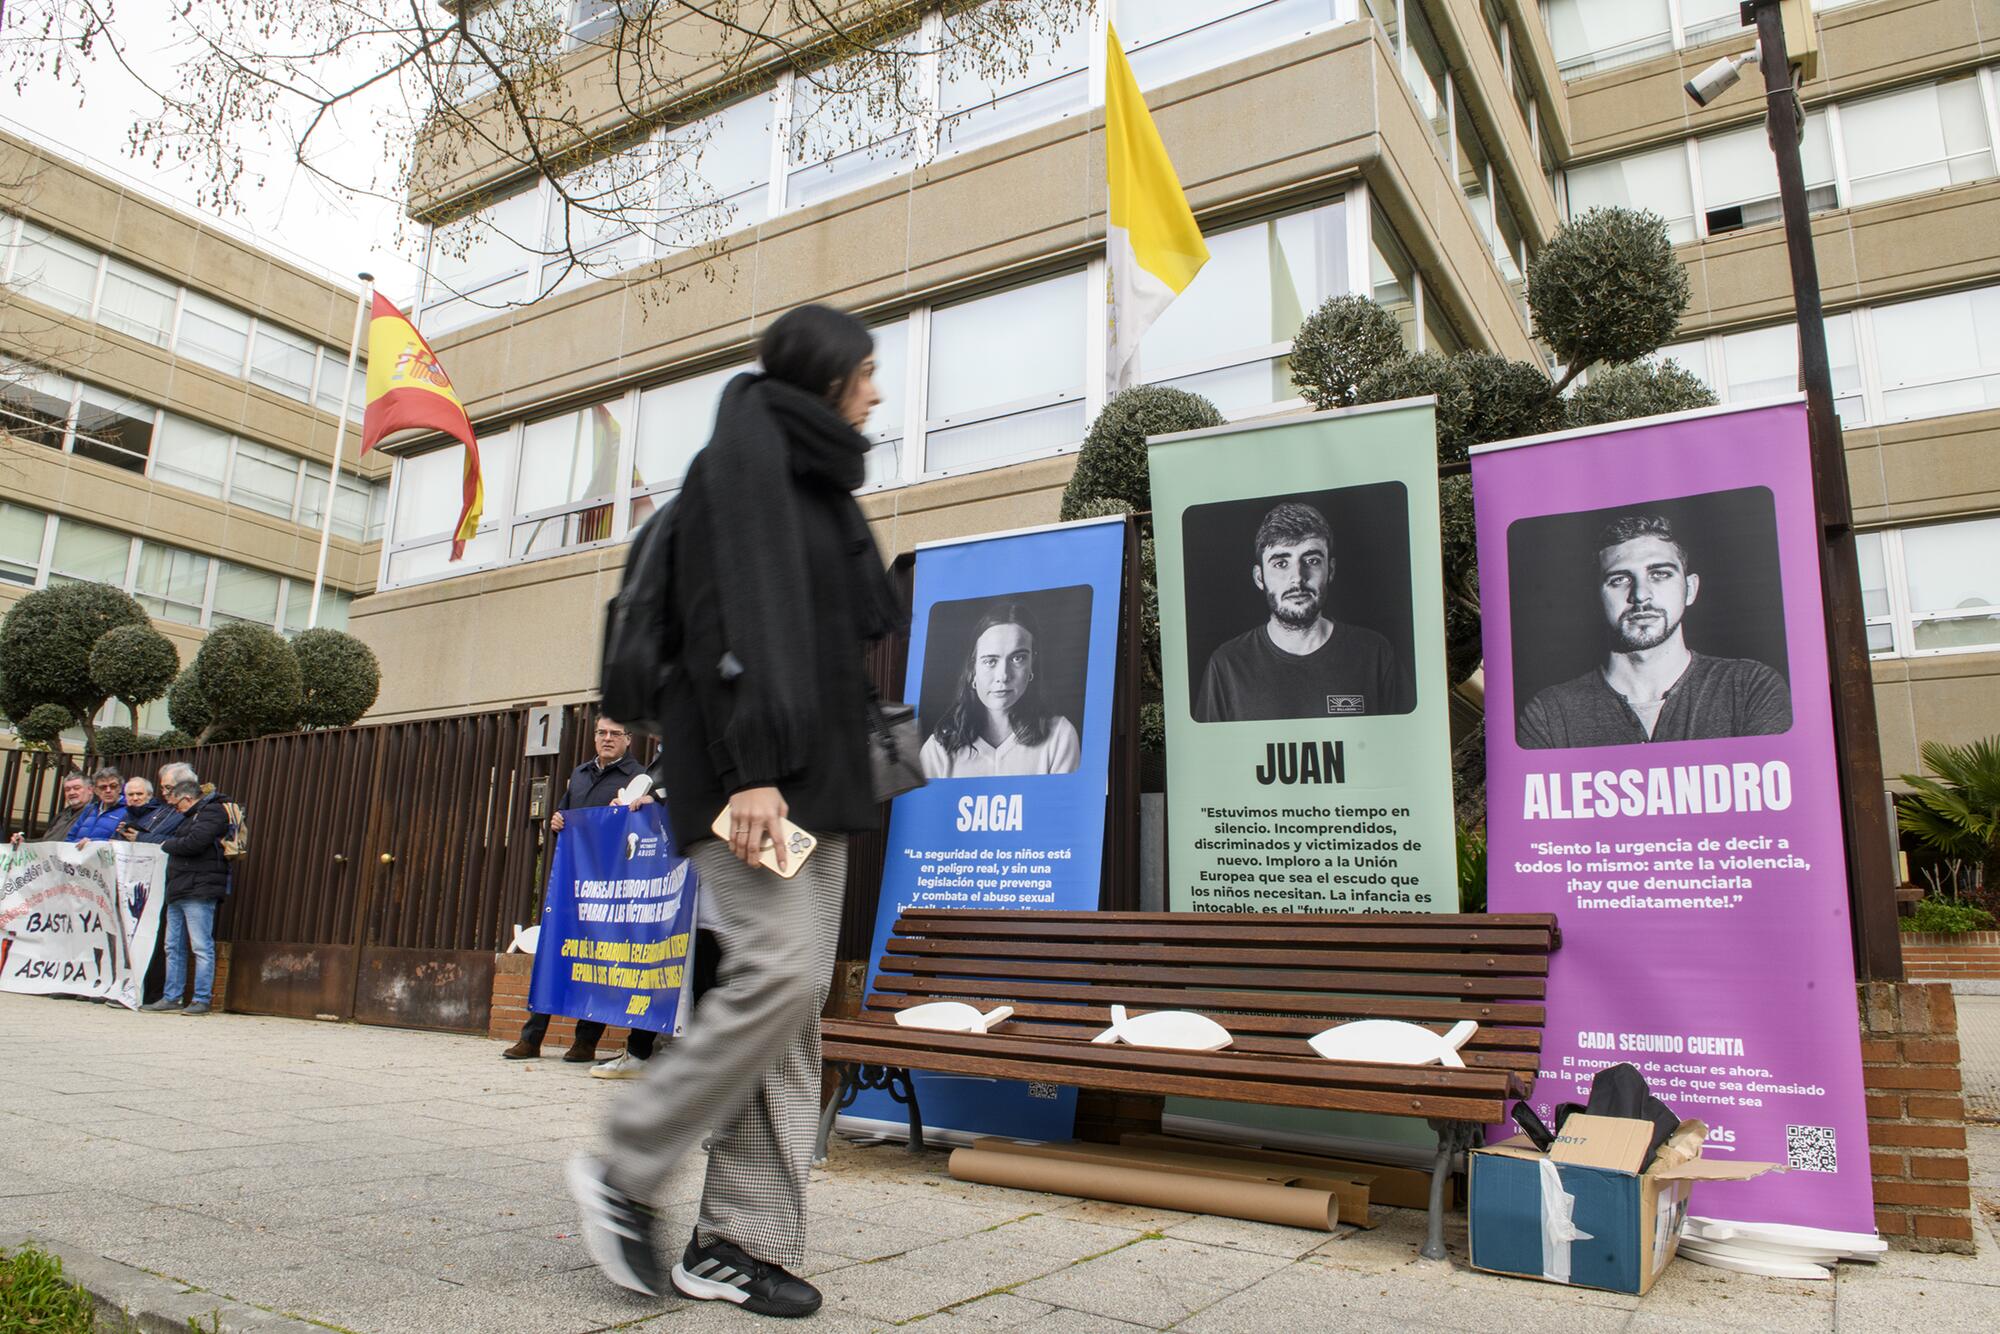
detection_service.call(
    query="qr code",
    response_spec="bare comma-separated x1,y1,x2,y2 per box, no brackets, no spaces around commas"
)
1026,1081,1060,1101
1786,1124,1838,1173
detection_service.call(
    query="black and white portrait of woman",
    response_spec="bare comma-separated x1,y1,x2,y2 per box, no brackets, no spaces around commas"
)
918,601,1083,779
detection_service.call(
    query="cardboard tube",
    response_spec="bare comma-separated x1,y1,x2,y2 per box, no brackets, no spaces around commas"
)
949,1147,1341,1231
1120,1133,1436,1211
969,1137,1371,1226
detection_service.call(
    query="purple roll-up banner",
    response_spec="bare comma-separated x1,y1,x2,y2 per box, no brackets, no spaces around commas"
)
1471,398,1873,1232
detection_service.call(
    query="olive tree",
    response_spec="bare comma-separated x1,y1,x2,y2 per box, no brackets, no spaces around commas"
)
88,623,181,728
0,581,148,753
293,628,382,729
187,624,304,742
13,701,75,750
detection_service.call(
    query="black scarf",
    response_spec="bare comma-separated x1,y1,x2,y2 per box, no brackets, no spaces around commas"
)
697,373,903,780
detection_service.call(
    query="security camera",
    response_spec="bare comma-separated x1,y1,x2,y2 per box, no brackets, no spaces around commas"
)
1685,44,1761,107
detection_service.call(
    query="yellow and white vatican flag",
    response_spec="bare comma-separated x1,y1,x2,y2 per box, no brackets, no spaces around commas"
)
1105,25,1209,391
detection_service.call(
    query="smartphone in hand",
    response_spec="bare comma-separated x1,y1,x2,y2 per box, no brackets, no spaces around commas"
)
709,809,817,879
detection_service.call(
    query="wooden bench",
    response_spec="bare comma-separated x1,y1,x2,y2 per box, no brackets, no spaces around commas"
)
819,908,1561,1259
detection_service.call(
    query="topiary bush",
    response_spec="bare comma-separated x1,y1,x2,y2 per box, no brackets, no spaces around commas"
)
191,623,303,741
92,724,143,756
1059,385,1225,522
88,623,180,729
1566,358,1717,428
1529,207,1690,389
153,728,197,749
14,702,75,749
166,665,212,739
292,628,381,729
0,580,148,753
1291,293,1407,409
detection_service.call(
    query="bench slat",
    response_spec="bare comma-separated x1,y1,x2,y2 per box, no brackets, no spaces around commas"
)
883,937,1551,976
876,954,1547,1001
895,918,1558,951
857,994,1544,1052
870,976,1545,1025
823,1033,1511,1121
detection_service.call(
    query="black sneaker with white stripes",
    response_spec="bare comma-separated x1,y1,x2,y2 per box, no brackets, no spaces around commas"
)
670,1229,823,1318
565,1155,663,1297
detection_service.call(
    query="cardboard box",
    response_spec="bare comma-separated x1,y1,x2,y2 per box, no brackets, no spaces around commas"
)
1469,1115,1779,1295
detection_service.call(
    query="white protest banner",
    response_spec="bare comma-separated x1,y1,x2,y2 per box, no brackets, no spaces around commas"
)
0,841,166,1009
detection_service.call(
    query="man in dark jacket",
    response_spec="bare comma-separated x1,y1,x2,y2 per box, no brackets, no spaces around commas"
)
503,717,645,1062
141,780,231,1015
10,773,89,846
115,777,180,844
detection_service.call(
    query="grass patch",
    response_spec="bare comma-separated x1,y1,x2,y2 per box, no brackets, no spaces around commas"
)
0,1244,98,1332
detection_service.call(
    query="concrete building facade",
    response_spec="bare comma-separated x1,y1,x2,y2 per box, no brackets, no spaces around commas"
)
0,130,388,737
353,0,2000,784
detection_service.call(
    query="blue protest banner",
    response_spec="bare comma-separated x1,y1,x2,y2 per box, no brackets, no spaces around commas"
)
528,803,698,1036
844,516,1127,1142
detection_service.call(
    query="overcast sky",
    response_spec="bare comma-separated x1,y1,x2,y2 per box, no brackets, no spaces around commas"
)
7,11,427,308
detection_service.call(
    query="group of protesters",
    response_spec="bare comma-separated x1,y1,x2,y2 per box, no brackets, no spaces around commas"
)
11,759,237,1016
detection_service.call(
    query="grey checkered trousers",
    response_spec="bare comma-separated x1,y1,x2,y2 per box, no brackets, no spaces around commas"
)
605,834,848,1270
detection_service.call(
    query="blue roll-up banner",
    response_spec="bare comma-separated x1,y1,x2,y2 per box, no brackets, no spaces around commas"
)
528,804,699,1036
842,515,1127,1143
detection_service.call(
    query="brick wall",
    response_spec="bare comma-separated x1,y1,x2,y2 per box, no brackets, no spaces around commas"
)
488,951,644,1055
1860,981,1975,1253
1902,931,2000,981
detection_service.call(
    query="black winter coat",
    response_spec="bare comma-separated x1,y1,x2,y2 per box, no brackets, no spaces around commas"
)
161,796,232,902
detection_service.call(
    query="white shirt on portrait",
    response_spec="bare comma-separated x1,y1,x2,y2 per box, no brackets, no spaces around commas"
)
920,715,1082,779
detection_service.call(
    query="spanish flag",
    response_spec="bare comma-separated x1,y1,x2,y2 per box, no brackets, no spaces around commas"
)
1105,25,1209,390
361,294,482,559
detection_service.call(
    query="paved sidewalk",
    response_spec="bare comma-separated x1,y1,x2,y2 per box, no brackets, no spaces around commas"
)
3,992,1997,1333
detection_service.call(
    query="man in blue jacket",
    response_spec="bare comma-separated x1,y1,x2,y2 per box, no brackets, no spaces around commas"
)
70,768,129,842
140,780,232,1016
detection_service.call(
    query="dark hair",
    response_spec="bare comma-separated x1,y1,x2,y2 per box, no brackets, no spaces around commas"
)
1253,502,1332,563
758,304,874,402
1595,513,1691,570
931,603,1056,754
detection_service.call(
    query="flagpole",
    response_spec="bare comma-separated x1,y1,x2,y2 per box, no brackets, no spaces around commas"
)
308,272,373,630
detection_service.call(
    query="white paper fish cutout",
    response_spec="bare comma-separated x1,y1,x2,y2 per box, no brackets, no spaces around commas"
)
894,1002,1014,1034
1090,1005,1233,1052
1308,1019,1477,1067
508,924,542,955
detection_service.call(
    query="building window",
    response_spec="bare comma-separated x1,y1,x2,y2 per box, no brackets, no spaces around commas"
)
229,438,304,519
862,319,911,488
47,519,131,587
1400,0,1451,163
132,541,210,626
939,1,1087,156
1544,0,1749,79
1456,98,1494,244
315,358,366,421
70,385,156,473
1370,203,1418,350
1124,0,1345,91
249,321,322,401
1697,113,1835,236
285,585,351,635
96,256,178,347
1861,518,2000,658
11,220,101,318
1564,143,1697,244
298,463,376,542
631,364,741,521
659,93,776,251
1139,197,1349,417
1655,312,1864,424
541,143,659,296
422,185,541,332
0,363,77,449
785,36,933,211
211,560,282,629
0,500,47,586
1871,285,2000,424
176,290,253,376
924,271,1087,475
1839,76,1996,208
152,414,234,498
385,435,508,582
511,401,630,558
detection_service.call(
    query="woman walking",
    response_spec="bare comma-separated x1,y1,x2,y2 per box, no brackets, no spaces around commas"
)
568,305,902,1319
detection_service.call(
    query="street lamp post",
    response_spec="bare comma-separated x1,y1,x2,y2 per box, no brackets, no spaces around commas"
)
1737,0,1902,979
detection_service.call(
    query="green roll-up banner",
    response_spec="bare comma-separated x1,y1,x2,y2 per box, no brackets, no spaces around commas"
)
1148,398,1458,1155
